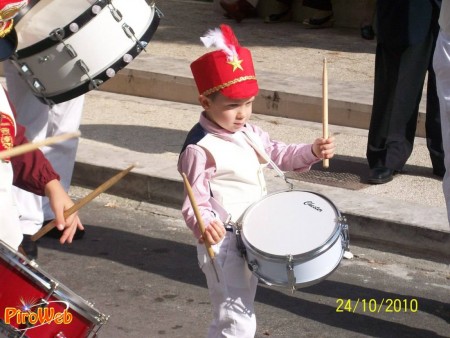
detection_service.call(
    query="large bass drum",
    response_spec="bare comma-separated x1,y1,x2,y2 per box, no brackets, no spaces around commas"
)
10,0,161,105
235,190,349,291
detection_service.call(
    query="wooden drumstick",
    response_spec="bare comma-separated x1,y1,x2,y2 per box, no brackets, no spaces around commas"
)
322,58,329,169
31,164,136,241
182,173,220,283
0,132,81,160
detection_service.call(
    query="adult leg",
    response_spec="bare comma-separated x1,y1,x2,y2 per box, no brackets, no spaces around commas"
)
367,38,432,172
426,8,445,177
433,30,450,224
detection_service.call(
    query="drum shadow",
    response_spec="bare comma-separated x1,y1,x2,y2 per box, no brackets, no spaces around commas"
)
35,199,447,337
79,124,186,155
37,229,447,337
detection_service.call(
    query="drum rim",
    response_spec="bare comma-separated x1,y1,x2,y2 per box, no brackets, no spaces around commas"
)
239,189,343,261
251,247,344,289
0,241,108,325
17,7,161,105
15,0,108,59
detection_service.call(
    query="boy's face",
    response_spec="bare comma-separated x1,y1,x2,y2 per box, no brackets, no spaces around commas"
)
199,92,254,133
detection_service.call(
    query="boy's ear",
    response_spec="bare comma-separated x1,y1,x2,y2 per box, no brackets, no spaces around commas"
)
198,95,211,110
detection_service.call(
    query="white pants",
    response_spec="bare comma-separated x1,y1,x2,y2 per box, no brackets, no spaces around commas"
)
3,60,85,235
433,30,450,225
0,162,23,250
198,232,258,338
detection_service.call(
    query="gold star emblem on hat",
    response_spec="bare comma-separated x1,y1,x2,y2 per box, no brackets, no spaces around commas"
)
227,55,243,72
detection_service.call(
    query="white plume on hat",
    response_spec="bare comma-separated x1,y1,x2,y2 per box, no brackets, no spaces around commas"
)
200,27,237,61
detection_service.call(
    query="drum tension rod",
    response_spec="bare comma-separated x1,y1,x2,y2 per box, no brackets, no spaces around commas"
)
287,255,296,293
49,28,78,59
106,0,123,22
76,60,103,90
122,23,148,52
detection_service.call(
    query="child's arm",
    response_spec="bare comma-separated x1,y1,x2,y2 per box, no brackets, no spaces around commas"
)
248,124,335,172
178,145,228,242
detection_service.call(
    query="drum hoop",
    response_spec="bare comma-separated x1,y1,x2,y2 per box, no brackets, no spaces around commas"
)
0,242,108,325
15,0,108,59
31,10,160,105
253,248,344,289
240,189,343,261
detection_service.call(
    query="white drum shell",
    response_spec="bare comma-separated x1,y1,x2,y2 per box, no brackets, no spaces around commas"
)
238,190,347,288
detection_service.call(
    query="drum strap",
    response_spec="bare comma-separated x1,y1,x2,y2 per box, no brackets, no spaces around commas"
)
241,131,293,188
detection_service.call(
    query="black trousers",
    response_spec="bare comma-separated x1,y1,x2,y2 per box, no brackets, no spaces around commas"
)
366,36,444,171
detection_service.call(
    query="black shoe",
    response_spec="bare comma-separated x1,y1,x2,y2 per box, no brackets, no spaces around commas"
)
303,14,335,29
360,25,375,40
265,9,292,23
433,167,445,178
368,167,396,184
43,220,86,240
19,235,38,260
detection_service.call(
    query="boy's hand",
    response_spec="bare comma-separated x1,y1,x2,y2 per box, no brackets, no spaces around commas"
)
312,136,336,159
199,219,226,245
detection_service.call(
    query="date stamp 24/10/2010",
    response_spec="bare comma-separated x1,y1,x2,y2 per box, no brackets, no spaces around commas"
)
336,298,419,313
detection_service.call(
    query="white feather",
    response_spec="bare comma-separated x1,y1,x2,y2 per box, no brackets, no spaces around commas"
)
200,28,235,60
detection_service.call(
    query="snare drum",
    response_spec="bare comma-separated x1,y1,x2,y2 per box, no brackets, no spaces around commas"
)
235,190,349,290
0,240,108,337
10,0,161,105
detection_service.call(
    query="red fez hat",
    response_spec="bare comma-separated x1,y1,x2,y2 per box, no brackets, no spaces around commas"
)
0,0,27,61
191,24,258,99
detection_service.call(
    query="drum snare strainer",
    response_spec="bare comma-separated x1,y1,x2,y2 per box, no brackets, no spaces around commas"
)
233,189,349,292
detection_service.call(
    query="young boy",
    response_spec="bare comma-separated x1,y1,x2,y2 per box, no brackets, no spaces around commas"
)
178,24,335,337
0,0,83,254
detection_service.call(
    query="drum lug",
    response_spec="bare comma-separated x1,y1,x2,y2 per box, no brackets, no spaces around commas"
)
155,5,164,18
339,216,350,251
106,1,123,22
286,255,297,293
234,224,247,258
30,79,55,106
76,60,103,90
49,28,78,59
248,260,258,272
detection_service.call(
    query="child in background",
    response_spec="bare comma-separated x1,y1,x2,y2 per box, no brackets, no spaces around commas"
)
178,24,335,337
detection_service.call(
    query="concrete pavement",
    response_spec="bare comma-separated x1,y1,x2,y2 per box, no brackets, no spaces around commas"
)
4,0,449,261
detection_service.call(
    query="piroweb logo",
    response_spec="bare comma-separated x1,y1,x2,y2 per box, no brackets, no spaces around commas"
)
4,299,73,330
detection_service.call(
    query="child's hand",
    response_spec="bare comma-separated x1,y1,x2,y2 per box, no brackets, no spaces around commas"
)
312,136,336,159
199,219,226,245
45,179,85,244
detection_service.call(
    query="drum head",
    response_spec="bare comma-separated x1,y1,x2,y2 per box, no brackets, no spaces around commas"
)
241,190,340,256
15,0,92,50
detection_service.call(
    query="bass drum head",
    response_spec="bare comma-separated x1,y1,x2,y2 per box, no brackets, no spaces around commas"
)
15,0,93,50
241,190,340,257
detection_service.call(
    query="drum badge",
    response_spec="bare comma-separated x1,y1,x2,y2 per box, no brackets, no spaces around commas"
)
0,112,15,161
